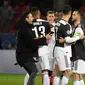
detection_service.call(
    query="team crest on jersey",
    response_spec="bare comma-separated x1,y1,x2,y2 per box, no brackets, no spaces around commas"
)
66,30,70,34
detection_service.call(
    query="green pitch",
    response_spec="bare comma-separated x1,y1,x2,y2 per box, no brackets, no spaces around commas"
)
0,74,85,85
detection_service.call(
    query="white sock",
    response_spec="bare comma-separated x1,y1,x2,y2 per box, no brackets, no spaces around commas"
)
79,79,84,85
24,74,29,85
43,72,50,85
73,80,79,85
60,76,69,85
53,76,60,85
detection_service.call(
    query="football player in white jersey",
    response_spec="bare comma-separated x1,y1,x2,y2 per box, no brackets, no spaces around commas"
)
46,10,56,85
47,10,64,85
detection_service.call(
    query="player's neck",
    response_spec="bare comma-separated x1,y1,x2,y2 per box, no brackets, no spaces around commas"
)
74,19,80,27
62,16,69,22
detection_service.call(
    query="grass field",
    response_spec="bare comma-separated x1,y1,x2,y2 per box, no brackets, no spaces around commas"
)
0,74,85,85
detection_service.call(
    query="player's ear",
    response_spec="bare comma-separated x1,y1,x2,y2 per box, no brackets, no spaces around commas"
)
25,18,28,22
25,17,27,20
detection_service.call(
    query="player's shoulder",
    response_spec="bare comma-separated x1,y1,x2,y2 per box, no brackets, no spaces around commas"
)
75,24,83,32
55,20,71,31
59,19,69,26
54,19,68,27
33,19,48,23
36,19,48,22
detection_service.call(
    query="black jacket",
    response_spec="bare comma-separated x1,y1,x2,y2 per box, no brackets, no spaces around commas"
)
15,21,47,65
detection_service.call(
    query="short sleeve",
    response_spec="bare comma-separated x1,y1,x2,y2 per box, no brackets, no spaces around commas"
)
75,27,84,35
59,24,71,38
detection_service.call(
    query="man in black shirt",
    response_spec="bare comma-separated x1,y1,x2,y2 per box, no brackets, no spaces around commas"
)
15,12,52,85
24,7,53,85
24,7,41,85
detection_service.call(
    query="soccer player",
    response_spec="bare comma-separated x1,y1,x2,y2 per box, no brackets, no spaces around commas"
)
71,9,85,85
46,10,56,85
54,5,84,85
15,12,52,85
33,18,52,85
47,10,64,85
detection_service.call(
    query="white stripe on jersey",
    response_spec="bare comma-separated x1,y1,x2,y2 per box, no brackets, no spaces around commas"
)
36,19,48,22
48,22,56,58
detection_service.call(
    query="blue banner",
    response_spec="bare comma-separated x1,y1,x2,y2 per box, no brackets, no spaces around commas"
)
0,33,16,49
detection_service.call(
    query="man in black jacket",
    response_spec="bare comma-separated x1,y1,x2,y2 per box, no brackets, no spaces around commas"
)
24,7,53,85
15,12,52,85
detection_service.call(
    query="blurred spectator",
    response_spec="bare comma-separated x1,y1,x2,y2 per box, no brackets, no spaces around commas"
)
80,6,85,13
21,4,30,13
0,0,14,32
79,7,85,28
13,0,30,24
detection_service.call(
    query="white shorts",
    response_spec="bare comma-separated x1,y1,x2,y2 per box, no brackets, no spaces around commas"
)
38,46,50,70
49,57,55,71
72,59,85,74
54,47,71,71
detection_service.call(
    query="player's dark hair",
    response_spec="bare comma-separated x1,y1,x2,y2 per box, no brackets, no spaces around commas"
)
74,9,83,17
31,7,40,16
63,5,72,15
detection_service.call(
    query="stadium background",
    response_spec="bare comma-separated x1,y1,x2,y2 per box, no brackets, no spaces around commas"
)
0,0,85,85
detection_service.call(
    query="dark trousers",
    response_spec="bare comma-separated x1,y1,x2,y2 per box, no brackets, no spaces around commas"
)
23,62,38,85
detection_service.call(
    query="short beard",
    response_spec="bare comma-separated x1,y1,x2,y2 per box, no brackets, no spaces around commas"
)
72,19,76,23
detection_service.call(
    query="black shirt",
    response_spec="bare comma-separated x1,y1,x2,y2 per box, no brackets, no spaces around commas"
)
15,21,47,65
32,19,51,40
55,19,72,47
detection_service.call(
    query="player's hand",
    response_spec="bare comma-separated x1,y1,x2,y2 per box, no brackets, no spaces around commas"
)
59,37,65,43
46,33,52,39
79,34,85,39
34,37,40,39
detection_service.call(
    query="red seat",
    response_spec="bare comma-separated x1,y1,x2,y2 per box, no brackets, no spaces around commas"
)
10,24,16,33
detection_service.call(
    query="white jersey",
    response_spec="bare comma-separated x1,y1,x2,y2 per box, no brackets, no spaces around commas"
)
48,22,56,58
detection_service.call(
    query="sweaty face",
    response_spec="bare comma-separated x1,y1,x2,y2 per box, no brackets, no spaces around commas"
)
72,11,78,22
47,14,55,23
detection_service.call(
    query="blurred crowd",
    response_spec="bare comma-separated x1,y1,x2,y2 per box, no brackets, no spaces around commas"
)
0,0,85,49
0,0,30,33
0,0,85,33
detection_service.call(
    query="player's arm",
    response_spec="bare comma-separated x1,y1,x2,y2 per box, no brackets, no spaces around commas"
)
27,31,52,48
64,26,84,43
